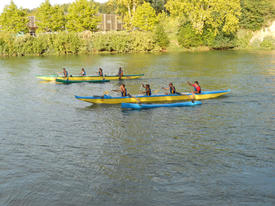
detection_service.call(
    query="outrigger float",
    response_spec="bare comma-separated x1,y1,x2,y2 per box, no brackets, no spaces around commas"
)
75,89,230,104
36,74,144,81
56,78,110,84
121,101,202,109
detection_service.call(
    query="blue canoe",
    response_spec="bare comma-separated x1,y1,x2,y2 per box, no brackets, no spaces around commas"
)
121,101,202,109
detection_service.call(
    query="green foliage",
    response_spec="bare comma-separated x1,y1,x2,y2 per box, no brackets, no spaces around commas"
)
177,23,203,48
166,0,241,35
90,31,160,52
153,24,169,48
97,2,115,14
260,36,275,49
240,0,275,31
36,0,66,32
177,21,238,49
66,0,100,32
132,2,158,31
108,0,144,16
0,1,29,33
236,29,253,48
51,32,82,55
210,33,238,49
145,0,167,14
0,31,162,56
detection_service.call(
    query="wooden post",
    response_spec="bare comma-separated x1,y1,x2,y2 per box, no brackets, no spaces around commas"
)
103,14,106,32
115,15,118,31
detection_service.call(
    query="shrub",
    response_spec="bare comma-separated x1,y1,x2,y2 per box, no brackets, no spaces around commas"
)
153,24,169,49
260,36,275,49
177,23,203,48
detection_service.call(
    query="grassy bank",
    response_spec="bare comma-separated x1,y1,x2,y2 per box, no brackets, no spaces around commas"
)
0,31,162,56
0,27,274,57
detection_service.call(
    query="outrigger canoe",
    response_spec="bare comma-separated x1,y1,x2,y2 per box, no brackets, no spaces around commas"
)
121,101,202,109
36,74,144,81
56,78,110,84
75,89,230,104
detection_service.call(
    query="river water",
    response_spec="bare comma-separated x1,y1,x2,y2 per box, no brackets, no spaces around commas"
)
0,51,274,206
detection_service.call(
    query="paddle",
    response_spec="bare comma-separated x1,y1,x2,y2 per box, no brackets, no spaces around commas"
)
128,93,141,104
187,84,196,103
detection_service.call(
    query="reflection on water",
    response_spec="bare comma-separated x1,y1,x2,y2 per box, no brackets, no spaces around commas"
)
0,51,274,206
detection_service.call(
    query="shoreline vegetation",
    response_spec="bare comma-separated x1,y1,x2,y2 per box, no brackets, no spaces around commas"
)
0,0,274,57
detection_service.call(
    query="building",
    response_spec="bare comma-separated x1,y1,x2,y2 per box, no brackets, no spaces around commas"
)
27,16,38,35
98,14,123,32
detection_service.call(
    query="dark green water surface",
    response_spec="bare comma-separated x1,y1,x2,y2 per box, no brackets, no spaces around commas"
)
0,51,274,206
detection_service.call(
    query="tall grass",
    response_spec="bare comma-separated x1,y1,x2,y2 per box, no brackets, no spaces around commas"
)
0,31,162,56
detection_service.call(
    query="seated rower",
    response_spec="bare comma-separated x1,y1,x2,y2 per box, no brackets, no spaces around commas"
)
187,81,201,93
142,83,151,96
80,68,86,76
61,68,68,77
118,67,123,79
162,83,177,95
98,68,103,76
113,84,127,97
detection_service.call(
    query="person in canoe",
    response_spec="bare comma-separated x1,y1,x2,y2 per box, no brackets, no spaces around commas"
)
162,83,178,95
60,68,68,77
187,81,201,93
113,84,127,97
98,68,103,76
141,83,151,96
80,68,86,76
118,67,123,79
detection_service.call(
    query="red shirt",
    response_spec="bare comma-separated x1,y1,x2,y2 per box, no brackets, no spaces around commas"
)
192,84,201,93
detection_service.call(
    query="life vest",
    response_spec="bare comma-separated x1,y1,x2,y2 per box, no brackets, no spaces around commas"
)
99,71,103,76
119,70,123,76
121,88,127,97
146,88,151,96
63,70,68,77
170,86,176,94
193,84,201,93
82,71,86,76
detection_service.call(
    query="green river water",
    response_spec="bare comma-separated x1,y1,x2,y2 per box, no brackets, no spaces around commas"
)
0,50,274,206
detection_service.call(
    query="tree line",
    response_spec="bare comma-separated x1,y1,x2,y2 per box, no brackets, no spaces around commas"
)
0,0,274,56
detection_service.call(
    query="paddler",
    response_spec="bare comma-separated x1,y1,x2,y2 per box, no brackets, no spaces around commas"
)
98,68,103,76
118,67,123,79
188,81,201,93
80,68,86,76
62,68,68,77
113,84,127,97
142,83,151,96
162,83,177,95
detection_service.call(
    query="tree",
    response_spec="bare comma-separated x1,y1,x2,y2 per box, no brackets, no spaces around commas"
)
108,0,144,16
145,0,167,14
165,0,241,35
36,0,66,32
66,0,100,32
153,24,169,48
240,0,275,31
132,2,157,31
0,1,28,33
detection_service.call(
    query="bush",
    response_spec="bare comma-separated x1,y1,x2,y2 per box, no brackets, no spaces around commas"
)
177,23,203,48
209,32,238,49
153,24,169,49
236,30,253,49
260,36,275,49
0,30,162,56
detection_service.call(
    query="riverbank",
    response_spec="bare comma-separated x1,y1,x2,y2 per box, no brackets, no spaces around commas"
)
0,31,163,57
0,25,274,57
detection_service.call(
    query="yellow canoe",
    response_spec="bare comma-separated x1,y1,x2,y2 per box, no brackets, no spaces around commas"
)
75,90,230,104
36,74,144,81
